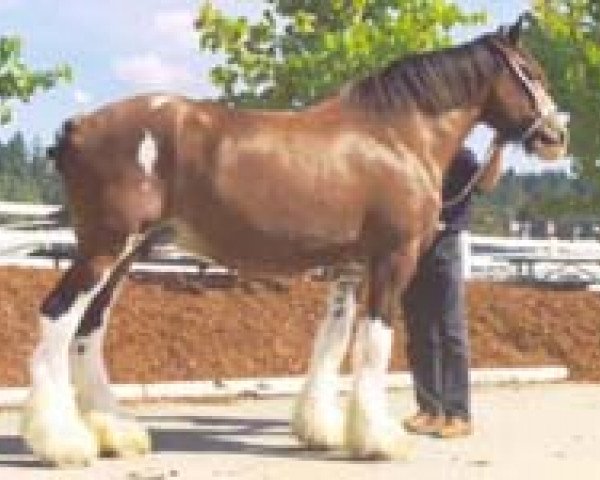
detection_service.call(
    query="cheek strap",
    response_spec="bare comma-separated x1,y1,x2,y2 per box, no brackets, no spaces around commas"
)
491,41,569,141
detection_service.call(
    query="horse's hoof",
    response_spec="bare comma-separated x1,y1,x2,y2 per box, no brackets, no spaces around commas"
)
345,428,412,461
344,398,412,460
21,401,98,467
85,411,151,458
292,393,344,450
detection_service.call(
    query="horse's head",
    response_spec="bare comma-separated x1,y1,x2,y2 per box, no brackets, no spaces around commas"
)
482,16,569,161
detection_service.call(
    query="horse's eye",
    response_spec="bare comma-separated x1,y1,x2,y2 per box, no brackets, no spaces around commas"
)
520,65,537,82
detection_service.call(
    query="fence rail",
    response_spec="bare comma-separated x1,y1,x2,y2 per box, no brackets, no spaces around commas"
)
0,201,62,217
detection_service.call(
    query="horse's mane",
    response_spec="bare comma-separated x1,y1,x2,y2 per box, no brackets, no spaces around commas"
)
344,34,503,114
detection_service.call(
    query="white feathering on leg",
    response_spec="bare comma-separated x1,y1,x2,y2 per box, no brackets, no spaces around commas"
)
70,240,150,458
71,327,150,458
23,309,103,467
22,234,144,467
71,328,118,414
293,279,357,449
345,317,410,460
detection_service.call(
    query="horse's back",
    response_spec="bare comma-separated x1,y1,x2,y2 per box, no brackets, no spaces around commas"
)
52,93,436,269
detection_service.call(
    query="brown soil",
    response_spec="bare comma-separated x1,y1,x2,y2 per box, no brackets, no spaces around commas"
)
1,267,599,387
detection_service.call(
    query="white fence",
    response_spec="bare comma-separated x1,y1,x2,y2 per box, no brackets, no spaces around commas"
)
0,202,232,279
461,231,600,282
0,201,62,217
2,202,600,284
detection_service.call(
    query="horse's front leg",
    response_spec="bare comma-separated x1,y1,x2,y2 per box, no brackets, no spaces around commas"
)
345,243,419,460
292,276,358,449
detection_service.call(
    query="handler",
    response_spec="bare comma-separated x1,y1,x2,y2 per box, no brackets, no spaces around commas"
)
402,135,505,438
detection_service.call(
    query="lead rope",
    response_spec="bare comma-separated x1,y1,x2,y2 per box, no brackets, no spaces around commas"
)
441,139,497,209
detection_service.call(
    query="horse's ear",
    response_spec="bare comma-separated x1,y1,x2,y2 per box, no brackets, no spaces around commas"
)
508,14,527,46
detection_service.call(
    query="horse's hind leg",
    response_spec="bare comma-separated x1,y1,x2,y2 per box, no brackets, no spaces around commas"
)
292,276,357,449
70,257,150,458
21,260,101,466
21,233,146,467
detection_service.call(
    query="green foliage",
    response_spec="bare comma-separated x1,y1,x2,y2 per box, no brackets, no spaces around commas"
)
528,1,600,208
0,132,63,203
471,169,596,234
0,36,71,124
195,0,485,108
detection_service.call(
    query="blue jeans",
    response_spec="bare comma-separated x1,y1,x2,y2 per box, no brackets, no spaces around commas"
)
402,231,470,420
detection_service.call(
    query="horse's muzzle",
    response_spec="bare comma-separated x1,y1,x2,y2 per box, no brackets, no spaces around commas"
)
525,112,570,161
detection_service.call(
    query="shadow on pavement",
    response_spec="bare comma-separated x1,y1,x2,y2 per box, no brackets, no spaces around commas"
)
141,415,289,436
150,428,306,457
0,435,27,455
0,416,346,466
0,435,47,469
146,415,336,460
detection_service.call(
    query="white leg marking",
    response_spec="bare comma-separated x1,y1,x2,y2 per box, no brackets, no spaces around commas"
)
71,307,150,458
71,329,118,415
345,317,409,460
22,235,142,467
293,279,357,449
137,130,158,176
23,295,107,466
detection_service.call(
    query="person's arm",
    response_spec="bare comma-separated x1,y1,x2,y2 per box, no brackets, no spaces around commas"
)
476,135,505,193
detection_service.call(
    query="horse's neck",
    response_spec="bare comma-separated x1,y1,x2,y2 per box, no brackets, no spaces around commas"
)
380,104,483,189
428,105,483,174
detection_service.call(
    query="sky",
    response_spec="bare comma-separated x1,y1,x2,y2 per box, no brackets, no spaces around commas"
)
0,0,571,173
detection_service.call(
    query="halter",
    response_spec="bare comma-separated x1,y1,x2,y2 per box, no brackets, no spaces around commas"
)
490,40,570,142
442,41,569,211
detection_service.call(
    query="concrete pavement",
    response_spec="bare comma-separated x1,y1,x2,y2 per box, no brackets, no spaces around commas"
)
0,383,598,480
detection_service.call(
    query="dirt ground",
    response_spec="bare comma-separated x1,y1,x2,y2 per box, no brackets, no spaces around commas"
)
0,267,599,386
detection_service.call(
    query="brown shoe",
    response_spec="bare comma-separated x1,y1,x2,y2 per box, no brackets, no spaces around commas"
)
403,411,444,435
436,417,473,439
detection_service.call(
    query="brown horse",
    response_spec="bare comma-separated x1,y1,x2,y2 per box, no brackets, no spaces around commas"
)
22,19,568,466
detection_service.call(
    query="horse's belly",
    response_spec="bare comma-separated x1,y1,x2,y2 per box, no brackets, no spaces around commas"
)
170,217,361,274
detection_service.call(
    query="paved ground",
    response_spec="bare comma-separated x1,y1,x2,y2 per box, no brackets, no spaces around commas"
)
0,383,598,480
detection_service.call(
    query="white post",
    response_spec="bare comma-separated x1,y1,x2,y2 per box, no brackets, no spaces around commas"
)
460,229,472,280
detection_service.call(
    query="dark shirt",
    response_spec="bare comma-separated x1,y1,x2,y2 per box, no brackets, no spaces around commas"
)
440,148,479,232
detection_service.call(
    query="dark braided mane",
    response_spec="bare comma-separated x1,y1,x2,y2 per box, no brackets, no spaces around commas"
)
345,34,503,114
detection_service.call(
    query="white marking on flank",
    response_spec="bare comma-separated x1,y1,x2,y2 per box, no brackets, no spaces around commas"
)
137,130,158,176
150,95,172,110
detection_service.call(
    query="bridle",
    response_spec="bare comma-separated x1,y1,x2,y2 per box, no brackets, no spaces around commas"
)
489,39,570,143
442,40,569,210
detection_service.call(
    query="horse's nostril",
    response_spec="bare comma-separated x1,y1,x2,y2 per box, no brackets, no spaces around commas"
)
559,129,567,144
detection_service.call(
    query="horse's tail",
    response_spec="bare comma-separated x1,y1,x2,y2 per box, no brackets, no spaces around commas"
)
47,117,81,174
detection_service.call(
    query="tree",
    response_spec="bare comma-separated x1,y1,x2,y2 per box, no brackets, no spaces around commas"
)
2,131,27,178
528,1,600,211
195,0,484,108
0,36,71,124
0,132,63,203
